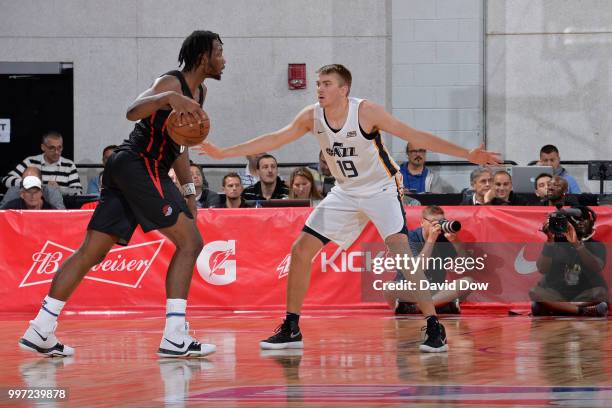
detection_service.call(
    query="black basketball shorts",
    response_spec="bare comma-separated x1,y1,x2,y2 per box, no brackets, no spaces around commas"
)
88,150,191,245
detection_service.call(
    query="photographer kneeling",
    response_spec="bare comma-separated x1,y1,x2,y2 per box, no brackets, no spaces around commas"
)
385,205,473,315
530,205,608,317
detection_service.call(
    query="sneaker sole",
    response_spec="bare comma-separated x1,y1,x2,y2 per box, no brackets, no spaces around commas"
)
18,339,73,357
419,343,449,353
157,346,216,359
259,341,304,350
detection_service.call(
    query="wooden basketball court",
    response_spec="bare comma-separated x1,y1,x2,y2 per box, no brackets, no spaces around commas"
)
1,310,610,407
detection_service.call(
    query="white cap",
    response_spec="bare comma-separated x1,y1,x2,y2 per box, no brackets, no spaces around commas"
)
22,176,42,190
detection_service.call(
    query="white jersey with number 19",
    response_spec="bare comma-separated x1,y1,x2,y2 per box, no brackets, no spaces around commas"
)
313,97,400,196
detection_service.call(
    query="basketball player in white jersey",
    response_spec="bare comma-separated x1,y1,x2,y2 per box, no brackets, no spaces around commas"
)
199,64,500,352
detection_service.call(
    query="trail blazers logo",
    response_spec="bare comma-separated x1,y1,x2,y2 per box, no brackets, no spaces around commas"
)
22,240,165,288
326,142,357,158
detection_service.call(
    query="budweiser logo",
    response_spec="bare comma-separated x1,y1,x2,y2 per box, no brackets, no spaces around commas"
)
20,240,165,288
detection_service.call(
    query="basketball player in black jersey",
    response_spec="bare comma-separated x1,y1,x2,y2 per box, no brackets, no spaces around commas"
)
19,31,225,358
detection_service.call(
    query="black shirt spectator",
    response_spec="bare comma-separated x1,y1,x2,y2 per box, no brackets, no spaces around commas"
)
243,176,289,201
538,240,607,300
242,154,289,200
216,195,251,208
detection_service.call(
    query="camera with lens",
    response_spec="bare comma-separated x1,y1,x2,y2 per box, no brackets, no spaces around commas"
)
438,219,461,234
546,204,582,237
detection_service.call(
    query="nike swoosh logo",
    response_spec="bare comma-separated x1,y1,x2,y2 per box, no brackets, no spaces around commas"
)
33,329,48,342
290,331,301,339
317,131,325,134
514,246,538,275
164,338,185,349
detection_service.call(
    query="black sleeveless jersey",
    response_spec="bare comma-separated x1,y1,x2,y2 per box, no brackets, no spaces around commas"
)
117,70,204,171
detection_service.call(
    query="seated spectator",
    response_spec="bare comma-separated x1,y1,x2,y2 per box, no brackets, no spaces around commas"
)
2,131,83,196
0,166,65,209
309,151,335,197
218,172,251,208
190,163,219,208
399,143,452,193
238,153,267,189
460,167,492,205
289,167,322,200
539,175,579,207
243,154,289,200
1,176,56,210
538,144,581,193
484,170,528,205
530,206,608,316
87,145,117,196
534,173,552,200
385,205,472,314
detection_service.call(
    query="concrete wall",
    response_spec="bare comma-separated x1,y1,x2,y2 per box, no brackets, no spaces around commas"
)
487,0,612,192
390,0,484,191
0,0,390,170
391,0,484,166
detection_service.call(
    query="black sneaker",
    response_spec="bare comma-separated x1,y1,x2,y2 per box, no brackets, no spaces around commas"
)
579,302,608,317
260,320,303,350
394,300,419,315
419,318,448,353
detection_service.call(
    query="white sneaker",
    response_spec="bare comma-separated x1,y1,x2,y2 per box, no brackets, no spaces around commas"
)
19,321,74,357
158,322,216,358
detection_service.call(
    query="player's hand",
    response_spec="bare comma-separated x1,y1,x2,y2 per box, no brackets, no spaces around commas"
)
167,92,206,126
197,142,227,159
466,144,502,166
427,223,442,243
47,180,59,188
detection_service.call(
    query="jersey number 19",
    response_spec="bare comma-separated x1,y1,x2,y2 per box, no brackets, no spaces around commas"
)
336,160,359,178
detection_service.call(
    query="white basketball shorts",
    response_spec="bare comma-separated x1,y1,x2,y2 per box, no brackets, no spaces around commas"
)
304,183,407,249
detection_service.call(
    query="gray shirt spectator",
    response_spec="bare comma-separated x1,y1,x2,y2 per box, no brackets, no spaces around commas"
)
0,166,65,209
1,176,56,210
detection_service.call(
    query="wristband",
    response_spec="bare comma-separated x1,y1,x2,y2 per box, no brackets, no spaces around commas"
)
182,182,196,197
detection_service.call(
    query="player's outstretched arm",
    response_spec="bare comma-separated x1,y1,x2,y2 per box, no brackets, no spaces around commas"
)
360,101,501,166
126,76,206,125
198,105,314,159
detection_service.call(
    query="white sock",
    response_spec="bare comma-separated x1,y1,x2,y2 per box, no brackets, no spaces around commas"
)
164,298,187,334
32,296,65,332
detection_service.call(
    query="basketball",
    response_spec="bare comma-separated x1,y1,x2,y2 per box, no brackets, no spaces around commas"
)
166,110,210,147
